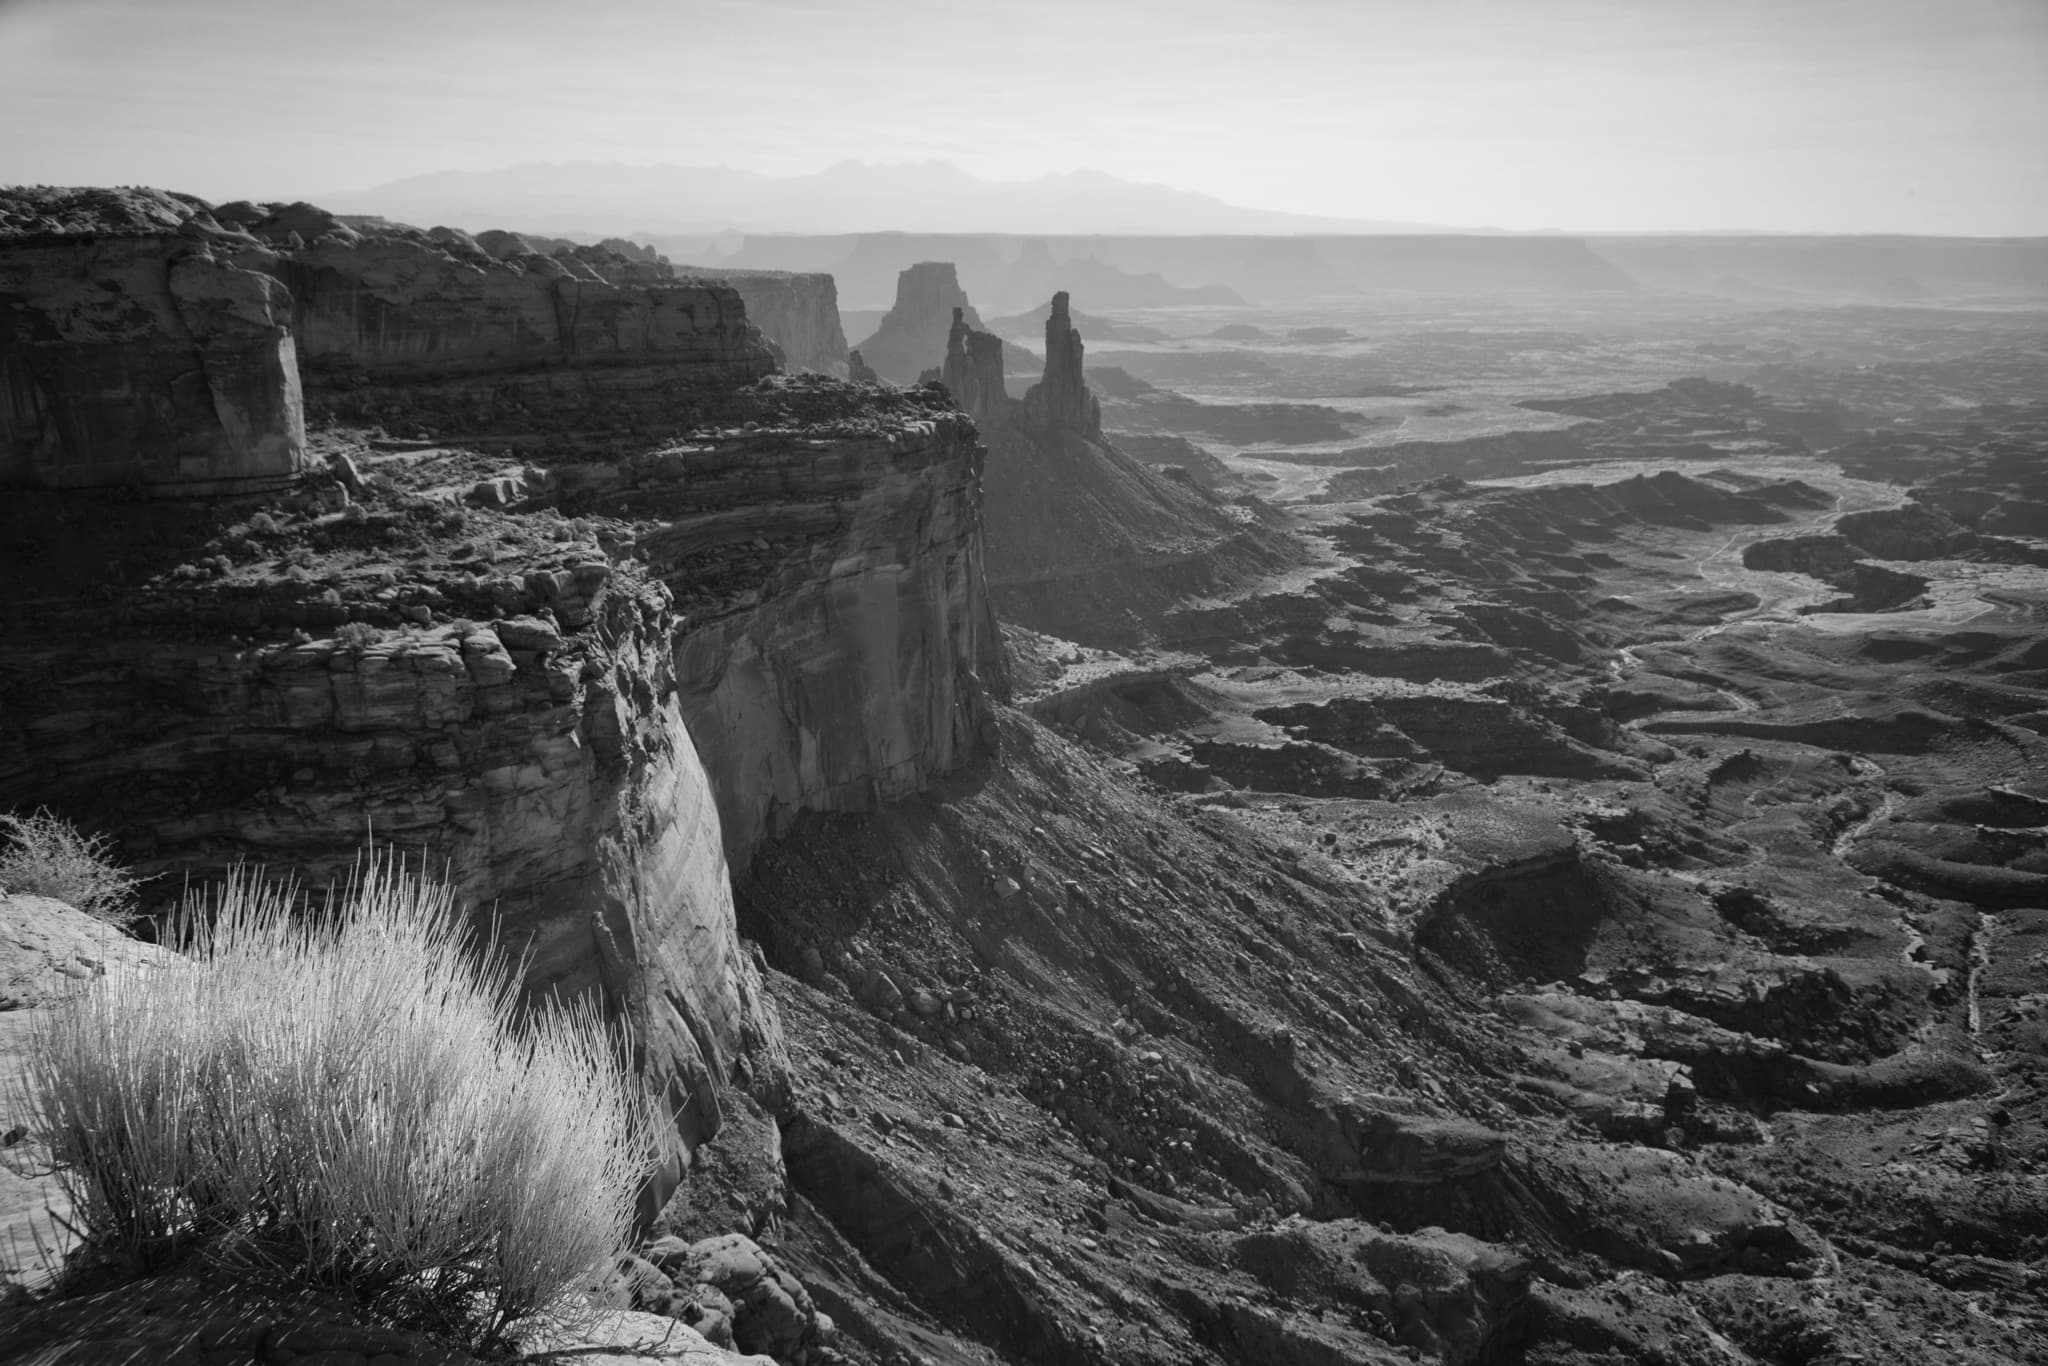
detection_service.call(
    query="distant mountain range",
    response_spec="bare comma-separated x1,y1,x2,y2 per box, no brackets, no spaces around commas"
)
320,160,1475,237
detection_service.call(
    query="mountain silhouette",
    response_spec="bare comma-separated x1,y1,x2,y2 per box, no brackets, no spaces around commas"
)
321,160,1474,236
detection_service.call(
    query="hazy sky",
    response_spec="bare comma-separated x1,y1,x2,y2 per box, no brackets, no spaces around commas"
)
2,0,2044,233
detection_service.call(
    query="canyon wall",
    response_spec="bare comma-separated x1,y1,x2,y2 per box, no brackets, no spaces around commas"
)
0,561,778,1151
690,269,850,374
1,193,307,490
558,389,1007,867
0,393,1003,1143
0,189,1001,1163
281,229,766,384
0,188,776,490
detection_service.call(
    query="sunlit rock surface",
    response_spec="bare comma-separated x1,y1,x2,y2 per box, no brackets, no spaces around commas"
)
1,186,775,491
693,268,850,375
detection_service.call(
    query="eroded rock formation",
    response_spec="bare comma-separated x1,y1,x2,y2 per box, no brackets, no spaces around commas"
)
0,190,1000,1171
848,262,982,384
937,306,1010,425
0,530,783,1152
610,400,1005,865
692,269,850,375
0,188,775,491
1019,290,1099,435
1,190,307,491
966,290,1296,644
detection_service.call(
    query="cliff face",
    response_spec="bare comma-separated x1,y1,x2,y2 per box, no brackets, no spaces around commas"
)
691,269,850,375
0,189,1003,1169
850,262,983,384
0,378,1002,1155
282,231,764,384
562,387,1005,866
0,554,779,1151
1,191,307,490
0,188,776,490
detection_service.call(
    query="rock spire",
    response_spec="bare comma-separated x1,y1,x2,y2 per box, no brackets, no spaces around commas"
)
1021,291,1100,435
938,306,1010,424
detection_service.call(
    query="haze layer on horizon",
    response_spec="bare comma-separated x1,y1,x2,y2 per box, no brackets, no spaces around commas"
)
2,0,2044,236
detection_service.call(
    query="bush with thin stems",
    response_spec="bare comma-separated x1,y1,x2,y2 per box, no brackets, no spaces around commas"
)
11,853,672,1350
0,809,144,927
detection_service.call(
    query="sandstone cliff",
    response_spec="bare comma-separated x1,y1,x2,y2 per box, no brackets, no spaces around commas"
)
690,269,850,375
1,189,307,491
0,382,1002,1160
0,189,1001,1169
849,262,982,384
0,546,777,1151
563,384,1005,866
1,188,776,491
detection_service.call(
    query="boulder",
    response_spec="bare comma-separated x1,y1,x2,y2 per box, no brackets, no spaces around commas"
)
512,1307,776,1365
646,1233,823,1362
0,893,172,1010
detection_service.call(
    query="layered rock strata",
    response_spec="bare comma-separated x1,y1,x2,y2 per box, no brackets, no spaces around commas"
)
1,388,1001,1163
692,269,850,375
0,188,776,490
0,191,1001,1171
572,388,1006,865
1,191,307,490
0,549,780,1151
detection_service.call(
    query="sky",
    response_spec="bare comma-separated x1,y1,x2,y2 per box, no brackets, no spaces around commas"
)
1,0,2044,234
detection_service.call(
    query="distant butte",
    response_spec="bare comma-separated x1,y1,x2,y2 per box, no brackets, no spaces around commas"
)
848,261,983,384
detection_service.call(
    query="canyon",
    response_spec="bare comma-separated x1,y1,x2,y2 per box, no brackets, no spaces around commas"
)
3,185,2047,1366
0,188,994,1164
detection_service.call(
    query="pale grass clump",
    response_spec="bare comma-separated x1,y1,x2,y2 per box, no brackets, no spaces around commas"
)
15,854,669,1349
0,809,143,926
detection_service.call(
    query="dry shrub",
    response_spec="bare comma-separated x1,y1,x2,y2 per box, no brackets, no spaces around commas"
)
13,854,670,1348
332,620,381,651
0,809,142,926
